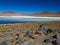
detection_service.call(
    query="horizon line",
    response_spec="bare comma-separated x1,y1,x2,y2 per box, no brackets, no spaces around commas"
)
0,11,60,14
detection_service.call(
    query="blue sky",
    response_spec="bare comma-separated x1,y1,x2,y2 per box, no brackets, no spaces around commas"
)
0,0,60,14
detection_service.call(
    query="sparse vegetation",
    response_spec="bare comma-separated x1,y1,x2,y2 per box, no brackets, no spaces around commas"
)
0,22,60,45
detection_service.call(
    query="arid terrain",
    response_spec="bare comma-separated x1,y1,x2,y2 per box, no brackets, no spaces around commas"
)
0,11,60,17
0,21,60,45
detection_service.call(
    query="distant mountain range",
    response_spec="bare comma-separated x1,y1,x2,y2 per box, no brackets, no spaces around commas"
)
0,11,60,17
2,11,16,14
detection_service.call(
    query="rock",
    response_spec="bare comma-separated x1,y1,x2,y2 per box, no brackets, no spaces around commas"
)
22,41,32,45
52,34,57,39
0,41,8,45
57,33,60,40
25,31,33,38
52,40,58,45
15,34,19,37
43,39,51,43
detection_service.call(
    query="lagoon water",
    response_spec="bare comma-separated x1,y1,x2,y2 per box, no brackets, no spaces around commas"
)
0,16,60,24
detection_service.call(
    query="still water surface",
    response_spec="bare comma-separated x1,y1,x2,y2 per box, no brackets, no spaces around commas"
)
0,16,60,24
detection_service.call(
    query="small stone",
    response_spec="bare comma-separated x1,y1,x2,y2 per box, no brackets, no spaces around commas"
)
52,34,57,39
52,40,57,45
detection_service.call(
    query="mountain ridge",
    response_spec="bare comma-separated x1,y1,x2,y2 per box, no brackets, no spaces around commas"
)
0,11,60,17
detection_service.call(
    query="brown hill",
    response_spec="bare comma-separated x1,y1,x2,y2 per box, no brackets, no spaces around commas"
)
56,12,60,14
32,11,60,17
0,11,60,17
2,11,16,14
0,11,28,16
40,11,52,14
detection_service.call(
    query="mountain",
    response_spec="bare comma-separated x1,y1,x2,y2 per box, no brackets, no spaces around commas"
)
32,11,60,17
0,11,29,16
0,11,60,17
40,11,52,14
2,11,16,14
56,12,60,14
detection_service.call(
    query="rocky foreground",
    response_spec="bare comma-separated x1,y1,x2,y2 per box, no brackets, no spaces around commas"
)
0,22,60,45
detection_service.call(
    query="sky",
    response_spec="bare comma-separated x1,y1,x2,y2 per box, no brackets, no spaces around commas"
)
0,0,60,14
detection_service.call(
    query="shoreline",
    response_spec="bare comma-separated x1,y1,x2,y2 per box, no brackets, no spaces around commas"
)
0,21,60,25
